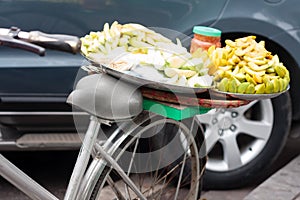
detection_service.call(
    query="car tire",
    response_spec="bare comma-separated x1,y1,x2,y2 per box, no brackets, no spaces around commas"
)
197,92,292,189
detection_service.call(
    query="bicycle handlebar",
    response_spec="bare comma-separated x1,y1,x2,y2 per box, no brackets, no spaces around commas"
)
0,27,81,56
0,34,46,56
26,31,81,54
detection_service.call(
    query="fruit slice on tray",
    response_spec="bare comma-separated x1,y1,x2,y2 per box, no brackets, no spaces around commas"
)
208,36,290,99
80,21,214,88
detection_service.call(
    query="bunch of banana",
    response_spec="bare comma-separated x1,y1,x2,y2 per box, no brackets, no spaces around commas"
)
208,36,290,94
81,21,214,87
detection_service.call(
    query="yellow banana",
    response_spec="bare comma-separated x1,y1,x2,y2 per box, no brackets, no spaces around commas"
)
235,48,245,57
218,65,233,71
232,65,240,74
239,67,246,74
218,78,229,92
236,40,249,48
228,79,238,93
245,84,255,94
272,54,280,65
248,62,269,71
213,70,225,81
228,55,241,65
220,59,228,66
224,71,234,79
271,78,280,93
243,43,255,53
208,65,219,76
225,39,236,47
274,64,286,78
234,77,241,85
246,74,257,85
255,83,265,94
238,82,250,93
244,56,267,66
282,78,289,91
236,35,256,43
244,65,265,77
284,68,290,82
262,75,270,84
258,40,265,47
207,45,216,56
267,59,274,67
265,80,274,94
253,59,268,66
253,73,263,84
265,74,279,80
238,61,247,67
278,78,285,92
228,49,235,58
234,73,246,81
266,67,275,73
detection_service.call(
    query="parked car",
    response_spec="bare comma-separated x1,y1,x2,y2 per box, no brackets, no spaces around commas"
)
0,0,299,189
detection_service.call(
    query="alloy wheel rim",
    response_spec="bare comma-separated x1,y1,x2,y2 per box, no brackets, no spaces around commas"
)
197,100,274,172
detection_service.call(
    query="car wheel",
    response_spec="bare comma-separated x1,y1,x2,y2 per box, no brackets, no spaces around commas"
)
197,92,291,189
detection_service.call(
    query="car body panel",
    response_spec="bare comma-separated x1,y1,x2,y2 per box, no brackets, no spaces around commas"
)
0,48,84,96
0,0,227,97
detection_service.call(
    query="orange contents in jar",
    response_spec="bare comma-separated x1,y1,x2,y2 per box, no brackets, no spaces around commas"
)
190,26,221,53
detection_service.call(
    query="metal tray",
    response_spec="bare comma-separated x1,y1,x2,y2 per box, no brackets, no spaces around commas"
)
85,58,212,94
211,85,290,100
84,57,289,100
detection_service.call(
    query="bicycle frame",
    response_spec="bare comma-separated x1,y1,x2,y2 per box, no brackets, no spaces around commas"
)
0,154,59,200
0,116,102,200
0,115,150,200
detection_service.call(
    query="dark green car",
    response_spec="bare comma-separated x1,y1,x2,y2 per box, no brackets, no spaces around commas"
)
0,0,298,189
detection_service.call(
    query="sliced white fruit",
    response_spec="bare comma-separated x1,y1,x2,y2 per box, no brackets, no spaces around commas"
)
167,56,187,68
164,68,178,77
187,74,213,87
164,68,196,78
166,74,179,84
177,76,187,86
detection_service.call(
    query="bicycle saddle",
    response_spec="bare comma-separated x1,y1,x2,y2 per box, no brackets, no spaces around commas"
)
67,73,143,121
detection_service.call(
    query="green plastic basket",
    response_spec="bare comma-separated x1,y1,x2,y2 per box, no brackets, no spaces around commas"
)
143,99,211,121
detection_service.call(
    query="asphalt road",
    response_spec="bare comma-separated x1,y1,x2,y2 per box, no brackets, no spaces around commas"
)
0,151,77,200
201,136,300,200
0,136,299,200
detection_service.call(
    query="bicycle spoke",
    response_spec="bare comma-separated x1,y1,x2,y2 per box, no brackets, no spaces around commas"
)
174,146,188,200
91,118,201,200
130,145,191,199
107,175,126,200
152,131,166,191
142,159,184,195
125,137,140,199
157,172,168,199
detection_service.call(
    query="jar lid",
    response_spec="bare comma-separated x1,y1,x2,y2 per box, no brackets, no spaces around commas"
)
193,26,221,37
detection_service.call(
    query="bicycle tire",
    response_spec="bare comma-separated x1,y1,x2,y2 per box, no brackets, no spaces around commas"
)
89,116,206,200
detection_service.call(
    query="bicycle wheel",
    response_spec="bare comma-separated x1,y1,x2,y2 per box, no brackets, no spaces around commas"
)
89,115,205,200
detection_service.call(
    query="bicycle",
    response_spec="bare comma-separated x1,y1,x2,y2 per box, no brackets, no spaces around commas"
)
0,27,207,200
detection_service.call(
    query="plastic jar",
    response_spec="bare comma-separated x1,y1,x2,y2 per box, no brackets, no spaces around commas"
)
190,26,221,53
